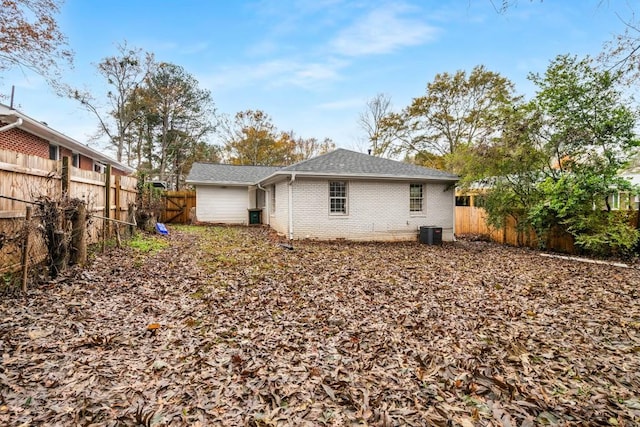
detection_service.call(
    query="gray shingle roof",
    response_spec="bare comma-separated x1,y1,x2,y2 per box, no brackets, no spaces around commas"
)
186,163,281,184
186,149,459,185
278,149,458,180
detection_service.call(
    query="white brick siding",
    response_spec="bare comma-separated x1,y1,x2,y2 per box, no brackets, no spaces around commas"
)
196,185,249,224
268,177,454,241
268,180,290,236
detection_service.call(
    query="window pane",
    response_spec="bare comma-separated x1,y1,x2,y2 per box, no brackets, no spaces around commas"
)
49,144,58,160
410,184,422,198
410,183,423,212
329,181,347,213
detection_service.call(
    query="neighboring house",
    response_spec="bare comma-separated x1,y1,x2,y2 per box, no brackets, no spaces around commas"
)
187,149,459,241
0,103,134,175
187,164,280,224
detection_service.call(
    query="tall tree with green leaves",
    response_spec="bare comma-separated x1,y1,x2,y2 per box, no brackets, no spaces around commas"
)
457,103,547,244
138,62,217,189
527,54,640,255
379,65,520,171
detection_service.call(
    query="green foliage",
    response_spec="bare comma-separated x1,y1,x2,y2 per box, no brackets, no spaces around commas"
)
525,55,640,255
572,212,639,256
530,174,639,255
127,233,169,253
464,54,640,257
377,65,520,169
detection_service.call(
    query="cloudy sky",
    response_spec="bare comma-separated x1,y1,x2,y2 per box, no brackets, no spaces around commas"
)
2,0,636,155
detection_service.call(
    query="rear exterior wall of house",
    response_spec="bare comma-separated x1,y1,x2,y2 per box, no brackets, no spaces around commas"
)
268,177,455,241
268,180,291,236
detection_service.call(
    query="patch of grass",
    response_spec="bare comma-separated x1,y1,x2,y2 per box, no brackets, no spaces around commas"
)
128,233,169,254
172,224,202,233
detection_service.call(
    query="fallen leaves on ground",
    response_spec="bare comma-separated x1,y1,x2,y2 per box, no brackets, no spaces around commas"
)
1,225,639,426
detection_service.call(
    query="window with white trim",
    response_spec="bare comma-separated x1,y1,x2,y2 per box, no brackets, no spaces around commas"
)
410,183,424,212
72,153,80,168
93,162,106,173
329,181,347,214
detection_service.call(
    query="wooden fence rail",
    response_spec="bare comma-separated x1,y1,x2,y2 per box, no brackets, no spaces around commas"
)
0,149,138,273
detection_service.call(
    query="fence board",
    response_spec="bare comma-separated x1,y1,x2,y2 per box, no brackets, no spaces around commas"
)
160,190,196,224
0,149,138,273
456,206,638,253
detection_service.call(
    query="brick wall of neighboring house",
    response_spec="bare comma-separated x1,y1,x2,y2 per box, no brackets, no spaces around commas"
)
60,147,73,160
0,125,49,158
1,121,130,176
111,167,128,176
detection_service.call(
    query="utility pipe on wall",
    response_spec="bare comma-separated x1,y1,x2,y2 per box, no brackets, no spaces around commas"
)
256,182,268,225
288,173,296,240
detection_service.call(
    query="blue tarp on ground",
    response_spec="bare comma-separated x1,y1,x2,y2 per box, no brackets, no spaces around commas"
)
156,223,169,235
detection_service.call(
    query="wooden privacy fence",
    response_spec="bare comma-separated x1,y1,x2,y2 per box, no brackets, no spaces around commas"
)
455,205,639,253
160,190,196,224
0,149,138,273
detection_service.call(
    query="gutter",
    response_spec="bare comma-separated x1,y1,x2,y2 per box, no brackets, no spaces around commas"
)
260,170,459,184
288,172,296,240
0,117,23,133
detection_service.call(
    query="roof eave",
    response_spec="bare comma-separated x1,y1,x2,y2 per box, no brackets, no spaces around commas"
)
1,107,135,174
259,170,458,184
186,180,255,186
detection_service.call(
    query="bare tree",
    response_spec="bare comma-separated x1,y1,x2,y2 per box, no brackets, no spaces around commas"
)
69,42,153,164
0,0,72,88
357,93,394,157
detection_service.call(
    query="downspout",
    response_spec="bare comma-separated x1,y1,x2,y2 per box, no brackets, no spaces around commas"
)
257,182,268,225
0,117,23,133
288,173,296,240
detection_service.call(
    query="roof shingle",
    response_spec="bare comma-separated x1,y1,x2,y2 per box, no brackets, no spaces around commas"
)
186,149,459,185
186,163,280,184
279,149,458,180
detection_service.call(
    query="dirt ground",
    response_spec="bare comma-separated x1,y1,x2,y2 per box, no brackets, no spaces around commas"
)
1,225,639,426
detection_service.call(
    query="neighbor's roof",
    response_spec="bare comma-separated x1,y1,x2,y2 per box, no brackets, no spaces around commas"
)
186,163,281,185
0,103,135,174
261,148,459,183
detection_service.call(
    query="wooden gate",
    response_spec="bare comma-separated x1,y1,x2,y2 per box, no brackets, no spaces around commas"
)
161,190,196,224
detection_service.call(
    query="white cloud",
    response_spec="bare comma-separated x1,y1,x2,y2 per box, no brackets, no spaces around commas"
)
202,57,347,92
330,3,438,57
315,97,364,110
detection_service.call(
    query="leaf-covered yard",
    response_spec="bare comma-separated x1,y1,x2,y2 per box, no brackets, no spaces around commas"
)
1,226,639,426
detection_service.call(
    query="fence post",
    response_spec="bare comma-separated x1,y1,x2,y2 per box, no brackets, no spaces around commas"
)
21,206,32,292
103,165,112,251
61,156,70,196
115,175,121,223
128,202,135,237
70,201,87,266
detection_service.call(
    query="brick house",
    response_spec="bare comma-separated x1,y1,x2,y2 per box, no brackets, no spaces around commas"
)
0,103,134,175
187,149,459,241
